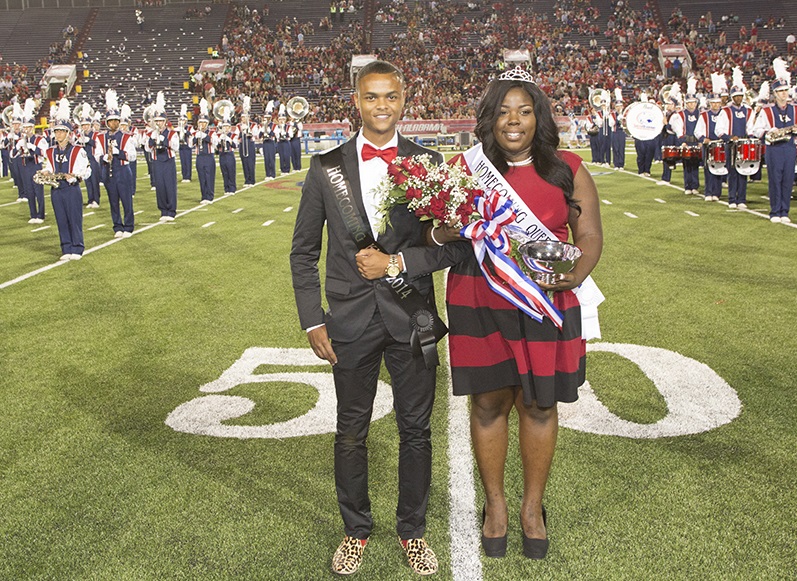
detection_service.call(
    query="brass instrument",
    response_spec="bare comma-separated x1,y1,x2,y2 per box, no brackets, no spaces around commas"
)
765,125,797,145
588,89,610,110
73,103,95,126
2,105,14,127
212,99,234,122
142,104,158,130
33,170,71,187
286,96,310,120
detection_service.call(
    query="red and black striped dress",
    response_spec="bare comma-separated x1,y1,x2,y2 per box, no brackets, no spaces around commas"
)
447,150,586,407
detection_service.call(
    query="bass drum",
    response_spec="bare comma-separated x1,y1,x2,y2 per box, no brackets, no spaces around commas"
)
622,102,664,141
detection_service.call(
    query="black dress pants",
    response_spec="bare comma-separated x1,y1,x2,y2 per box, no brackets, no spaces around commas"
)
331,308,436,540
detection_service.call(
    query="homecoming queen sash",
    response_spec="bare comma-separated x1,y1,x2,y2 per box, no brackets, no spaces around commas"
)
462,144,604,340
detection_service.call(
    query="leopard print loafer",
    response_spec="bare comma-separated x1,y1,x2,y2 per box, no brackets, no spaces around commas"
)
399,537,438,576
332,536,368,575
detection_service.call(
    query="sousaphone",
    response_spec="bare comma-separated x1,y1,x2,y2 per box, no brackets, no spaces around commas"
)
286,96,310,120
213,99,234,122
1,105,14,127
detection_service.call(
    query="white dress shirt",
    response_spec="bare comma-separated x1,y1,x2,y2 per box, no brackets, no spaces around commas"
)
356,131,398,240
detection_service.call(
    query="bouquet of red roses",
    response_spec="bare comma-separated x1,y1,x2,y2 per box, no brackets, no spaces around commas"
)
374,153,482,234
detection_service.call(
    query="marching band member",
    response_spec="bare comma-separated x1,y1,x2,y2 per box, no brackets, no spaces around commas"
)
261,109,278,180
77,108,101,208
217,113,239,195
752,58,796,223
276,107,292,175
288,111,303,171
695,74,726,202
5,104,25,199
669,76,702,195
191,99,218,204
238,96,258,185
148,92,179,221
748,81,770,183
657,83,682,186
716,68,756,209
119,105,139,196
17,99,48,224
0,126,10,179
610,89,626,170
634,92,656,176
42,98,91,260
97,89,136,238
178,104,193,183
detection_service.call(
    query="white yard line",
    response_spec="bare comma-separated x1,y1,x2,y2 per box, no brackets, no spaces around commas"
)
444,276,483,581
2,176,276,290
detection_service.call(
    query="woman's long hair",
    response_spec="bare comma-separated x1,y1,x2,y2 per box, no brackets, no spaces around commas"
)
474,79,580,213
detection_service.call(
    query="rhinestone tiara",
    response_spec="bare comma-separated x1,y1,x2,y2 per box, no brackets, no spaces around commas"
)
498,66,535,83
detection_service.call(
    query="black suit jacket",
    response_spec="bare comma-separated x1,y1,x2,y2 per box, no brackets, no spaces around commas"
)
290,132,471,345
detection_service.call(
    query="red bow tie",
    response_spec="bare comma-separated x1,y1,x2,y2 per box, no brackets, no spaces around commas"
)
361,144,398,163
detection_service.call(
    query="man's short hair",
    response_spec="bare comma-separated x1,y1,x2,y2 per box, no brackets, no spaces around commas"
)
355,60,405,92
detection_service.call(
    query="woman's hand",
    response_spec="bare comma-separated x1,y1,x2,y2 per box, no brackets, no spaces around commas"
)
427,223,462,245
536,272,582,293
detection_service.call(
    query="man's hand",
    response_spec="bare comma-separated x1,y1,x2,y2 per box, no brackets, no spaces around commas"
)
355,248,393,280
307,325,337,365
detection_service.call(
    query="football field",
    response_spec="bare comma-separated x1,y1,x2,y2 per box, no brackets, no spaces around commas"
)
1,152,796,580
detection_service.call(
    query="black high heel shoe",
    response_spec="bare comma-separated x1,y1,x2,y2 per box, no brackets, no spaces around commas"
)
521,505,549,559
481,506,507,558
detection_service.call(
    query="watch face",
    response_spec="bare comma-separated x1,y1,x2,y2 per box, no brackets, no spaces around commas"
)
387,265,400,277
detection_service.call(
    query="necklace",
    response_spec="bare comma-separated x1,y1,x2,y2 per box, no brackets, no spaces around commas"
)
507,156,534,167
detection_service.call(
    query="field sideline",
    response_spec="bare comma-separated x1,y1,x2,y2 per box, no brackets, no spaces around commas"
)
1,151,796,580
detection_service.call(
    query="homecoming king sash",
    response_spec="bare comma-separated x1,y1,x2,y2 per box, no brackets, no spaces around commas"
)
461,144,604,340
318,146,448,369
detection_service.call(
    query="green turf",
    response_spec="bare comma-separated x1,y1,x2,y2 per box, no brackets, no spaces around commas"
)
1,152,795,580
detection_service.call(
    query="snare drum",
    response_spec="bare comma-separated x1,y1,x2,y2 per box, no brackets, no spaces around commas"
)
661,145,682,167
681,144,703,163
707,140,728,176
733,138,762,176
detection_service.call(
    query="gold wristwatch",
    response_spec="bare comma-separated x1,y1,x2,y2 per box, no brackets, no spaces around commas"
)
385,254,401,277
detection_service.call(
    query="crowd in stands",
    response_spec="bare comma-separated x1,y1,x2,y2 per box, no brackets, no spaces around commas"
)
184,5,215,19
0,63,31,109
202,3,366,122
196,0,792,125
1,1,794,125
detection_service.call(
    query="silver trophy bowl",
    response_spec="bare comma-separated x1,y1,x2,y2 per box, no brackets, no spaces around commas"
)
517,240,582,285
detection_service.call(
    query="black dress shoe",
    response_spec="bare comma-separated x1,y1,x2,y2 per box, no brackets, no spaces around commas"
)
481,506,507,558
521,506,549,559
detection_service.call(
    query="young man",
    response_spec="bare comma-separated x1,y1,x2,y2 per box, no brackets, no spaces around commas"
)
752,58,796,223
191,101,218,204
97,90,136,238
43,100,91,260
148,103,179,222
290,60,469,576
